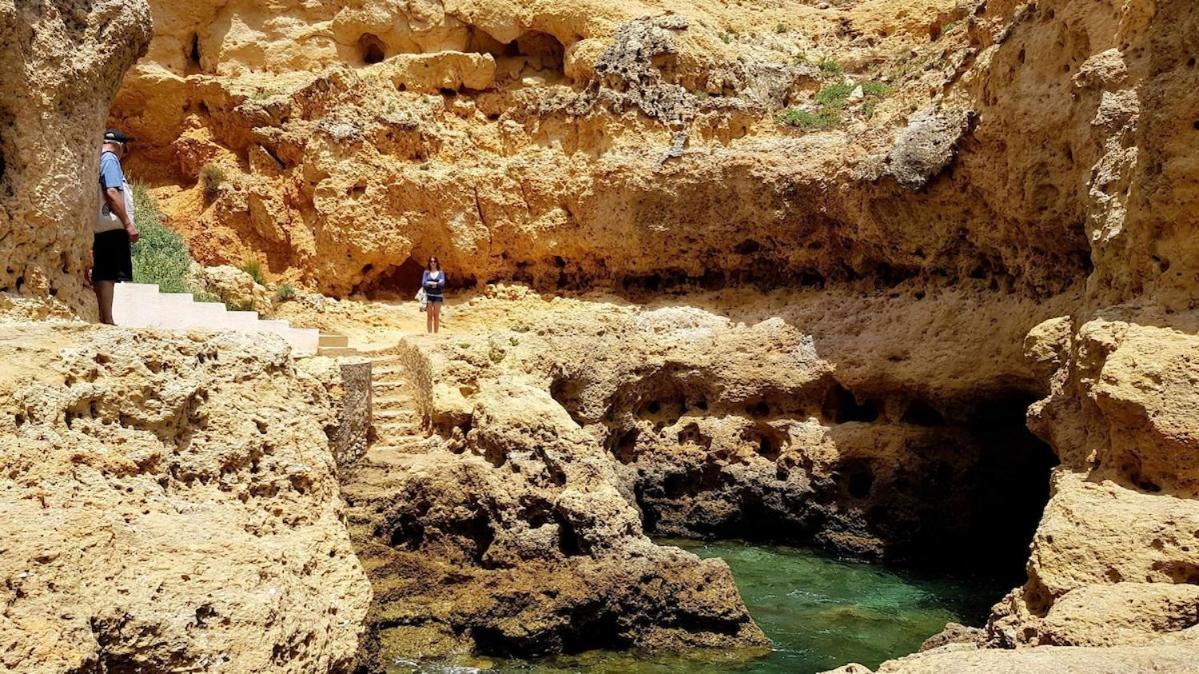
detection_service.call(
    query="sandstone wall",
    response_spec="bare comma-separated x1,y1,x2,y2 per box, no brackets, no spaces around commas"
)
0,0,152,318
112,0,1111,297
0,325,372,673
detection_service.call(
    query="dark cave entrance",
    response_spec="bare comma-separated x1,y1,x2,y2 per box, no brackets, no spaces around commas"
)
466,28,567,82
553,368,1058,584
358,33,387,65
352,256,479,299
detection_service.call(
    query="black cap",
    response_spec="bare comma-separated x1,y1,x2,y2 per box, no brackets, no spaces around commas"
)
103,128,133,143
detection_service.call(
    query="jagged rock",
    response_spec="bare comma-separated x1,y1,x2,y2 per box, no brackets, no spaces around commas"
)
0,324,371,673
189,263,273,312
882,106,974,190
342,378,767,668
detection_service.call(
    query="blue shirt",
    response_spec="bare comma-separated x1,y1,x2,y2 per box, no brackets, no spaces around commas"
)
422,270,446,298
99,151,125,190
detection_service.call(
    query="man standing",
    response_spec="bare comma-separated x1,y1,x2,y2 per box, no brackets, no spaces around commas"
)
91,128,139,324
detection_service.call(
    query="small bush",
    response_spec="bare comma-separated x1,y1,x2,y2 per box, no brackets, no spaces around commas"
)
818,59,843,77
130,185,192,293
775,23,788,34
816,83,855,108
239,259,266,286
777,107,842,131
193,291,222,304
861,81,891,98
274,282,295,302
508,336,520,347
200,163,226,201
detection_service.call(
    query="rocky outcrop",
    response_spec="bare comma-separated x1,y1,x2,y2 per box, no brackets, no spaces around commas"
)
342,356,766,669
0,0,153,318
0,325,371,673
404,284,1068,571
111,0,1104,297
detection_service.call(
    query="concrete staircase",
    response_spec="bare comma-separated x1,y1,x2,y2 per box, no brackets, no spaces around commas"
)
112,282,320,355
367,353,428,454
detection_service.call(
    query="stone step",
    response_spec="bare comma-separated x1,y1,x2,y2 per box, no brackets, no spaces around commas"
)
319,346,361,357
375,408,418,421
111,282,319,355
320,333,349,348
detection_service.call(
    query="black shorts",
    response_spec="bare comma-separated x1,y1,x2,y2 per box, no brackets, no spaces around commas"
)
93,229,133,282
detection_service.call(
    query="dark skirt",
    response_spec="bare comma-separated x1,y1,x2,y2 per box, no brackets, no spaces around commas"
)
93,229,133,282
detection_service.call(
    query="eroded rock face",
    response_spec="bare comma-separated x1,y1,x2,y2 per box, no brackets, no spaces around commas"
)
0,325,371,673
110,0,1102,297
413,285,1067,570
0,0,152,317
343,375,766,668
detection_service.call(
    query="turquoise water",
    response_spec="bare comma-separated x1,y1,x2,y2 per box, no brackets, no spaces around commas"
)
389,540,1007,674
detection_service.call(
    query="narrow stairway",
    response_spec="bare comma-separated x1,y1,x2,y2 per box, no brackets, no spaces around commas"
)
367,352,430,456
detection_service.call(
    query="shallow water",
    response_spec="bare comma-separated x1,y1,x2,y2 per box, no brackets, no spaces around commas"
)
389,539,1009,674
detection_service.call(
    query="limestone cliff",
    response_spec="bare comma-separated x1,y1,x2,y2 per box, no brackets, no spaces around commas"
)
2,0,1197,671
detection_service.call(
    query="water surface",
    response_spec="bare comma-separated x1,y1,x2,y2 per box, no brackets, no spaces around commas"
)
390,539,1008,674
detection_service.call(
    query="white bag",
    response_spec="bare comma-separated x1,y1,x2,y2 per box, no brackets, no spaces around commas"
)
415,287,427,311
95,180,135,234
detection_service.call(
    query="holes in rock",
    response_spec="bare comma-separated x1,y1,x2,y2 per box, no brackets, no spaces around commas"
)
677,422,711,449
351,256,425,296
554,510,586,557
901,399,944,426
358,33,386,65
188,33,202,70
734,239,762,255
821,383,880,423
468,29,566,81
387,513,425,551
836,459,875,500
745,400,770,417
549,373,587,425
609,428,640,464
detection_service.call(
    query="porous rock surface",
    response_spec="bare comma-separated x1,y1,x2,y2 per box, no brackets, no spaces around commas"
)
343,364,767,668
0,0,152,317
0,324,371,673
114,0,1101,296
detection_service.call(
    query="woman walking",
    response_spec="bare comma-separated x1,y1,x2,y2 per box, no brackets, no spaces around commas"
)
422,256,446,334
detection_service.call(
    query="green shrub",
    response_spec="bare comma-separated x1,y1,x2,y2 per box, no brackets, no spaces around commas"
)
777,107,842,130
815,83,855,108
818,59,843,77
200,163,226,201
775,23,788,34
274,282,295,302
130,185,193,293
239,259,266,286
861,81,891,98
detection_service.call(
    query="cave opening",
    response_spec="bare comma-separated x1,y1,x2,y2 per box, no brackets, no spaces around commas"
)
188,33,202,71
351,256,479,299
358,33,386,65
466,28,567,82
621,379,1056,584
